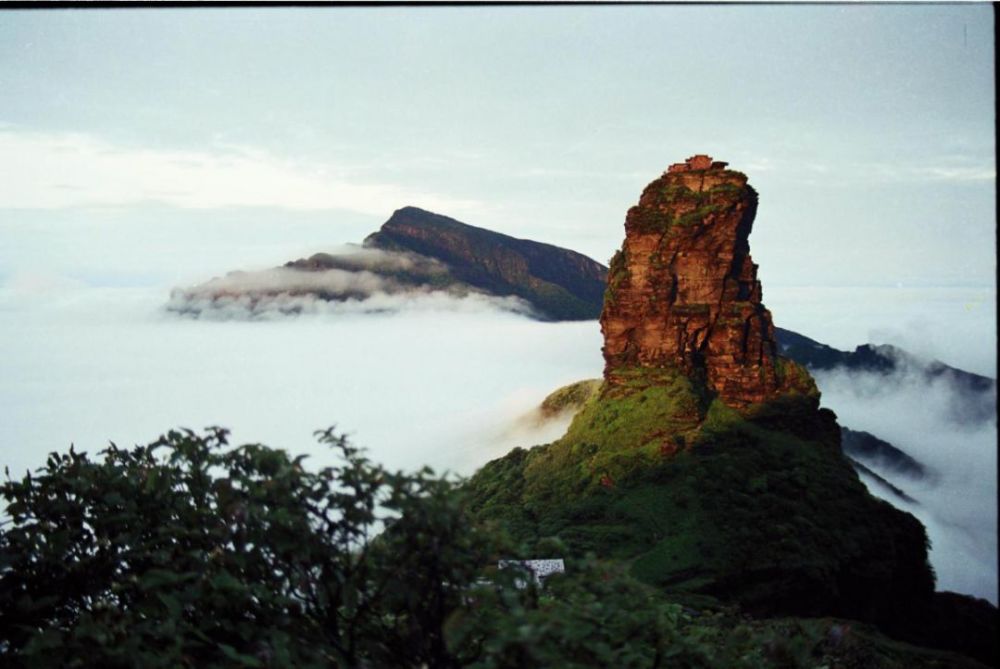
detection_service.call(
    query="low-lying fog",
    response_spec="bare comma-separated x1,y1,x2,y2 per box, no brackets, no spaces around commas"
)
816,362,997,603
0,276,995,603
0,282,601,479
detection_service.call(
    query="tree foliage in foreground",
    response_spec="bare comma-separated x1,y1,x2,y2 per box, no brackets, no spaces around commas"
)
0,429,989,669
0,429,708,668
0,428,487,667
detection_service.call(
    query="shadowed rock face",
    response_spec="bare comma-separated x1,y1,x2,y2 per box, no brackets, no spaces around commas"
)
601,156,812,407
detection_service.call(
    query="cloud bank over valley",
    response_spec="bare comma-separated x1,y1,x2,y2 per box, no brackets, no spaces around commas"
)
815,359,997,602
166,246,536,320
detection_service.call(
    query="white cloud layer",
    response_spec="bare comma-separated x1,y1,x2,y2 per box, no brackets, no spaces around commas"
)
0,282,603,480
168,281,536,322
163,246,537,320
0,278,995,603
815,364,997,603
0,128,483,216
179,267,392,298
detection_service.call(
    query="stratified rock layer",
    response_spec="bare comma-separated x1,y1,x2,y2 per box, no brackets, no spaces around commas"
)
601,155,810,407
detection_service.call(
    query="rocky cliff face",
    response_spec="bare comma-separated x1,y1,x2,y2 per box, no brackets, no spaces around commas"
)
601,155,811,408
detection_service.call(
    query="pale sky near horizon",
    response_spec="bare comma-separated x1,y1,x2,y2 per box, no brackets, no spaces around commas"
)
0,5,995,290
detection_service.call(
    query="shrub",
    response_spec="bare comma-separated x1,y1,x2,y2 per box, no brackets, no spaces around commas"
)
0,428,495,668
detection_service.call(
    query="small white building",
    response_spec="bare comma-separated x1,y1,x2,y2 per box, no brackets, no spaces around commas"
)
497,558,565,588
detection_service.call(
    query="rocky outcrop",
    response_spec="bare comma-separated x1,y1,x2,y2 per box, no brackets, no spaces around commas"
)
467,156,998,665
601,155,813,408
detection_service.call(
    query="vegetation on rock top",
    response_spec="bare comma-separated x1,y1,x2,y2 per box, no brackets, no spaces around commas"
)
538,379,602,419
466,369,998,663
468,369,930,609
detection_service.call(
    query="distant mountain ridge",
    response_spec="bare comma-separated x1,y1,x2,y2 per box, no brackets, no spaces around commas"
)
775,327,994,393
774,328,996,423
361,207,608,320
840,426,929,480
286,206,608,320
173,206,608,321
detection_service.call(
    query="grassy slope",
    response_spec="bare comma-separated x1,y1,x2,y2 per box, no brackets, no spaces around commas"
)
466,366,934,626
538,379,602,419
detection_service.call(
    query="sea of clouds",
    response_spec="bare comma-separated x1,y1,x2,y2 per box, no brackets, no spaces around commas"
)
815,357,997,603
0,275,995,603
0,279,601,479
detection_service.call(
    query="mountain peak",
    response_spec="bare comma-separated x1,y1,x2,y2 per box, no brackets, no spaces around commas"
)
600,157,815,408
365,206,608,320
387,205,456,224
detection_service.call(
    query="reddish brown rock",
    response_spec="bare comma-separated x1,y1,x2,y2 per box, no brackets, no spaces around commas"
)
601,156,814,408
666,154,729,174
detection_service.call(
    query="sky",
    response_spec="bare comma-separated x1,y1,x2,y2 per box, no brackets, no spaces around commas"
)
0,5,996,602
0,6,994,283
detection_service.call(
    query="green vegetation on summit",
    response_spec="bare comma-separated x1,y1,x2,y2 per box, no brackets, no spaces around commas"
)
468,371,934,624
